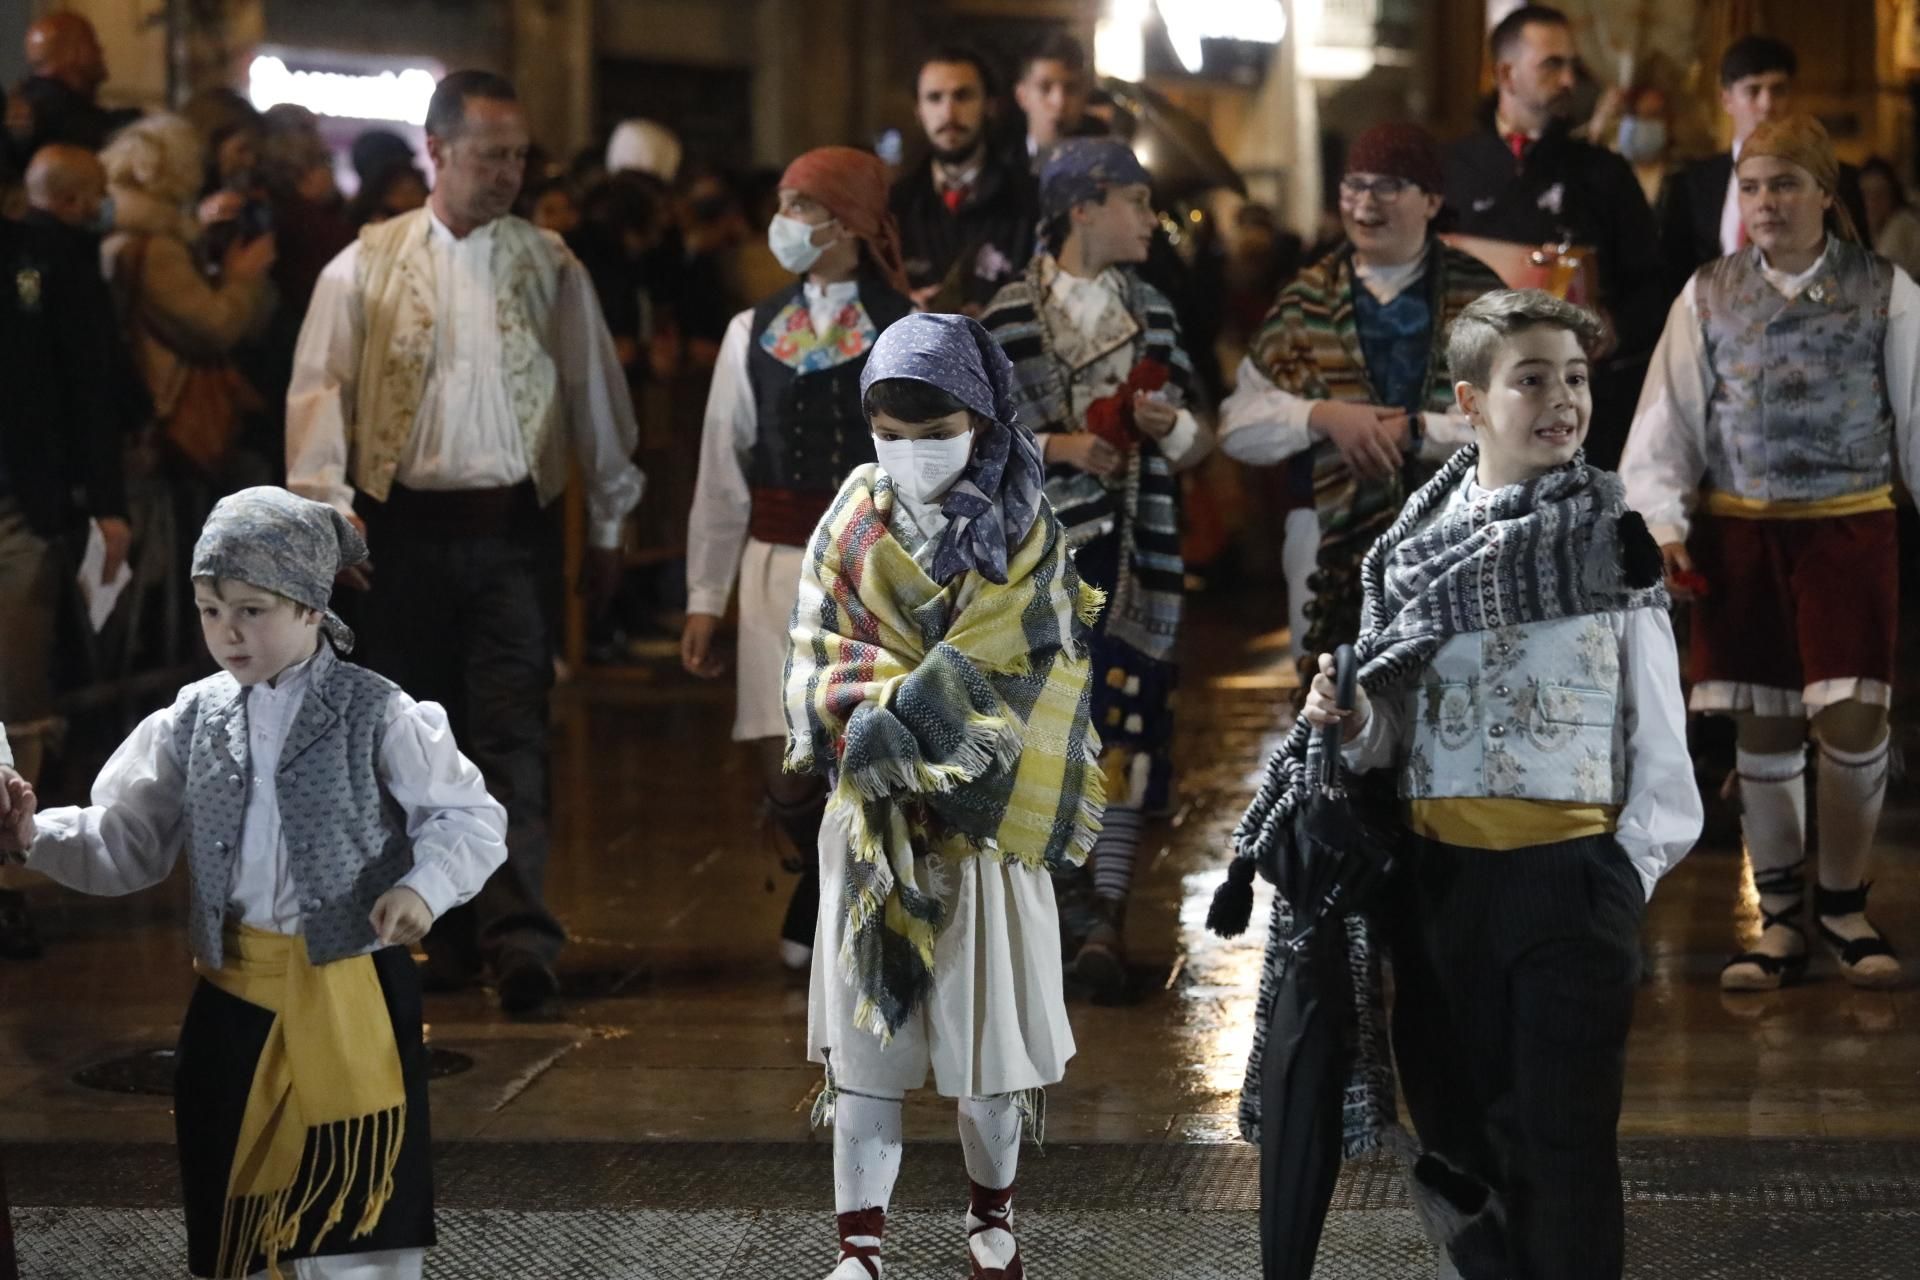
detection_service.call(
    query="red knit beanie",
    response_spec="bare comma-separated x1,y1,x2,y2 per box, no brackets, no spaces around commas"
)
1345,122,1445,194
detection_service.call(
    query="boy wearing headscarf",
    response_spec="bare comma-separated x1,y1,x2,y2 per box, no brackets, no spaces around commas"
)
683,146,916,972
786,313,1105,1280
1221,122,1504,680
4,487,507,1280
980,137,1213,995
1623,115,1920,992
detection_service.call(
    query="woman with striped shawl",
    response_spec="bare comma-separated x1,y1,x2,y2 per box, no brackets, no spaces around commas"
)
980,138,1214,999
785,312,1105,1280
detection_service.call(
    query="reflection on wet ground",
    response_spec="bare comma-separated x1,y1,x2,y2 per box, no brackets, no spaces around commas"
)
2,598,1917,1150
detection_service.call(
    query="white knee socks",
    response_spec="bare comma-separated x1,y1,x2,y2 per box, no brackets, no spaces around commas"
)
833,1089,905,1215
1737,746,1808,959
1817,735,1891,945
959,1094,1022,1270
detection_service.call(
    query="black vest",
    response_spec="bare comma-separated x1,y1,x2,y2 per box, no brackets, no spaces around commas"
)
745,276,913,502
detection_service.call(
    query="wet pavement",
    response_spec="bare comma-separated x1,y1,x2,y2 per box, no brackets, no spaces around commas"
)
3,595,1918,1275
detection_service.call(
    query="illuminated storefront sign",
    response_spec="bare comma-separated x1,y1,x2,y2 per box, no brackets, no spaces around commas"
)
247,55,438,124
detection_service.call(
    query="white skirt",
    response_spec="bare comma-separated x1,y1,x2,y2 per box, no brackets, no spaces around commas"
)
808,812,1077,1098
733,538,805,742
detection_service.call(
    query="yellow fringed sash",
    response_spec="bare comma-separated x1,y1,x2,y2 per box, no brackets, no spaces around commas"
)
196,925,407,1279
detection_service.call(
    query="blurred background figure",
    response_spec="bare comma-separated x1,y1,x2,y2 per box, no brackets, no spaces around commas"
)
347,128,429,228
8,12,137,167
1860,156,1920,280
1010,32,1101,168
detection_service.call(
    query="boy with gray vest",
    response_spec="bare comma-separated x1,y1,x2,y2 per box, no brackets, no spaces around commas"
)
1623,115,1920,993
1244,290,1701,1278
4,487,506,1280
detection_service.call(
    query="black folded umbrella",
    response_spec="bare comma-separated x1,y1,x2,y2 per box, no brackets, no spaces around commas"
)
1260,645,1399,1280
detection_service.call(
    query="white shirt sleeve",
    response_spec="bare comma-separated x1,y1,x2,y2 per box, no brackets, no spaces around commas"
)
1886,267,1920,497
684,310,759,618
1338,687,1406,774
553,254,647,548
377,692,509,920
26,705,187,896
0,724,12,769
1614,606,1702,899
1159,407,1213,472
285,242,366,519
1417,410,1476,462
1218,357,1315,466
1619,280,1712,546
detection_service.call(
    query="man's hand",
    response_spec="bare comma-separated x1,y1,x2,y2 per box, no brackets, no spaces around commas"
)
369,886,432,947
1309,401,1409,481
1049,433,1125,479
681,612,728,679
1132,395,1179,440
95,517,133,585
0,768,37,858
1301,652,1373,745
224,232,277,281
582,547,624,615
1660,541,1705,601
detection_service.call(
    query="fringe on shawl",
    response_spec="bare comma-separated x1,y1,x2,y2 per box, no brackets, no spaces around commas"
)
214,1105,407,1280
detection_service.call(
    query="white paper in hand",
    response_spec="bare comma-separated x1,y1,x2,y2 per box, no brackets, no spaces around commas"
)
76,522,133,633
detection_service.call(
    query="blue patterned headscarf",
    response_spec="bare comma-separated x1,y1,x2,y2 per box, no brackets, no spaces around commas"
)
1038,137,1153,222
191,487,370,653
860,313,1045,585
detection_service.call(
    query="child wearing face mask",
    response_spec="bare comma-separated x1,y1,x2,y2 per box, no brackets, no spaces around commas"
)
1214,289,1699,1280
786,313,1105,1280
1,487,506,1280
980,137,1214,997
683,146,916,973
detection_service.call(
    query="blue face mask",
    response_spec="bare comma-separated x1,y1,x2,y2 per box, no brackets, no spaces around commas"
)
91,194,116,236
1616,117,1668,165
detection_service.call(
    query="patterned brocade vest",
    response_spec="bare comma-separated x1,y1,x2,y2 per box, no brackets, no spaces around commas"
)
172,645,413,969
351,208,567,505
744,276,913,546
1697,239,1895,503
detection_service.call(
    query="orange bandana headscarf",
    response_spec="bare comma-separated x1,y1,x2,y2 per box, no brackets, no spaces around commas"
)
779,146,910,295
1739,114,1860,243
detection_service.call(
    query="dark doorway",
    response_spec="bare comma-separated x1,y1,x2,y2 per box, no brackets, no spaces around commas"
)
597,58,753,174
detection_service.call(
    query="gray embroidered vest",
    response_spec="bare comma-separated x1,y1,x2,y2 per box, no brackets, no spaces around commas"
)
171,645,412,968
1697,240,1895,503
1397,616,1629,806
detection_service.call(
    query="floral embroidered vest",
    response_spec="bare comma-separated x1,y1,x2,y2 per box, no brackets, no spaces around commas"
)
352,208,565,504
1697,240,1895,504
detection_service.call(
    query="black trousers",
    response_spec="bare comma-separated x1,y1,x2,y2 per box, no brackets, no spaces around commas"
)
359,485,565,971
1385,833,1645,1280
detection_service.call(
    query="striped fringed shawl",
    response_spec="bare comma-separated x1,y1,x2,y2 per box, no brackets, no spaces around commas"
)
981,258,1192,662
784,465,1107,1040
1228,444,1668,1151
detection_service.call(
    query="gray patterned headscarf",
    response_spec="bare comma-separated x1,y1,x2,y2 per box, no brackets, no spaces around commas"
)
860,313,1045,585
1038,137,1152,222
191,487,369,653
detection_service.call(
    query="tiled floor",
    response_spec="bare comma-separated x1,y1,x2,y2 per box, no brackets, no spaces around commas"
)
3,595,1918,1275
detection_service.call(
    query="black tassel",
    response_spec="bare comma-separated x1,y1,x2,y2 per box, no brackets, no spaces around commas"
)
1207,858,1257,937
1617,511,1663,589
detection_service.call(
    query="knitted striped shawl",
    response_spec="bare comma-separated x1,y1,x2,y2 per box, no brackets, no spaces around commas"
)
784,465,1107,1040
981,257,1192,661
1227,444,1667,1150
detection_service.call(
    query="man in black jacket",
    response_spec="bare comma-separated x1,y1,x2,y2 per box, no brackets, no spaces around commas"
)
890,46,1038,315
0,212,129,957
1657,35,1870,296
1443,4,1664,469
6,13,138,169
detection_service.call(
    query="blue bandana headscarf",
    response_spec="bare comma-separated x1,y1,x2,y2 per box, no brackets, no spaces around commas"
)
191,487,370,653
859,313,1045,585
1038,137,1153,223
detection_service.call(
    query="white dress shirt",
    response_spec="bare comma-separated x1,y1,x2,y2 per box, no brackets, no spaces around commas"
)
286,210,645,548
1620,243,1920,546
27,653,508,932
1719,139,1745,258
684,281,867,618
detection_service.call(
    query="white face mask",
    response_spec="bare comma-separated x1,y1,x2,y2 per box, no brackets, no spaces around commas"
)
873,434,973,506
769,213,833,274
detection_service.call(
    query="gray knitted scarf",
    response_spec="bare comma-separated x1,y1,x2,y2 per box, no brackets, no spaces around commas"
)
1226,442,1667,1151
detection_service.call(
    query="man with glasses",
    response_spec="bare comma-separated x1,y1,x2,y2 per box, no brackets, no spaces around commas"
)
1221,123,1503,680
1443,4,1663,468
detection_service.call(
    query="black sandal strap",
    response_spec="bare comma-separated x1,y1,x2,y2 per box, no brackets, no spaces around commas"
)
1816,921,1898,965
1722,950,1809,977
1815,882,1873,917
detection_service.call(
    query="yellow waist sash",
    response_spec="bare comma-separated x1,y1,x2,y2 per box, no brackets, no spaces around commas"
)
1407,798,1619,851
196,925,406,1279
1701,486,1894,521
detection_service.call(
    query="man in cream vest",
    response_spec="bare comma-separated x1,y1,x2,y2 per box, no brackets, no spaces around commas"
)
287,70,644,1017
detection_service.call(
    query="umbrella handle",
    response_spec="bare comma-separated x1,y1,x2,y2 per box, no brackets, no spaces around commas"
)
1316,644,1361,789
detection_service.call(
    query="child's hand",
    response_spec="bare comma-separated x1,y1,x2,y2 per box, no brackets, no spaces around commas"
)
0,770,37,859
369,886,433,947
1301,652,1371,745
1132,395,1179,440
